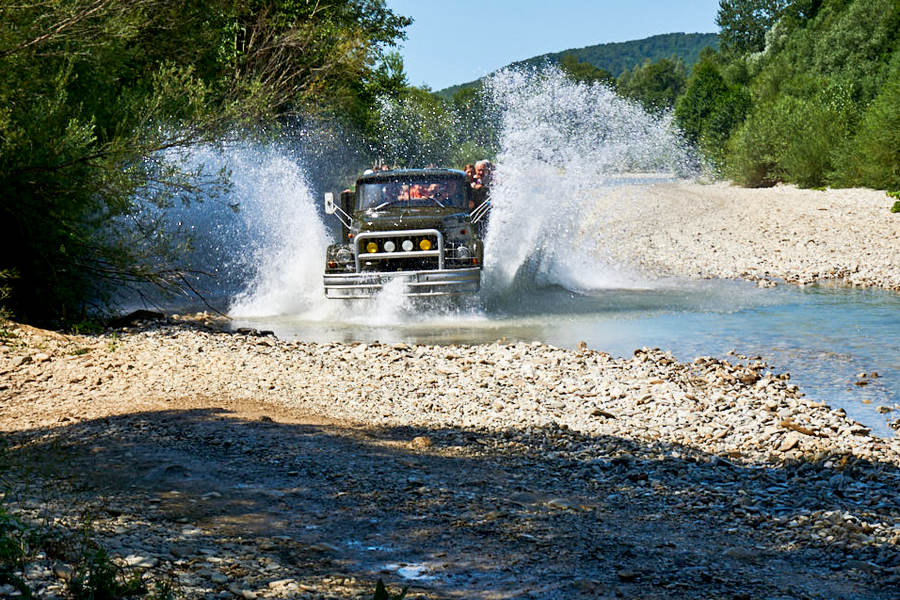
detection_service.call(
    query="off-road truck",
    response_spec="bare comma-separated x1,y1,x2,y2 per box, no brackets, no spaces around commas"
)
323,168,489,299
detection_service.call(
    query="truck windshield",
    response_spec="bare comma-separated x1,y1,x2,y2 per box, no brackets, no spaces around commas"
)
357,178,467,211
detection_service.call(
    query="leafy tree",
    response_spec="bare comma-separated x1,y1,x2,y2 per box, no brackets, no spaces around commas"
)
675,50,750,166
837,59,900,190
0,0,410,323
715,0,900,187
376,88,457,167
450,83,499,163
716,0,790,55
559,54,614,86
617,57,687,112
781,0,825,25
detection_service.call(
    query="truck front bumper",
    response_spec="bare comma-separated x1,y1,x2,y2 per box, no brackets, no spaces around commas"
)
324,267,481,299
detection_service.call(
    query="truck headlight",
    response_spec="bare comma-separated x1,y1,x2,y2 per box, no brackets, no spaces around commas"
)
336,248,353,263
456,246,471,259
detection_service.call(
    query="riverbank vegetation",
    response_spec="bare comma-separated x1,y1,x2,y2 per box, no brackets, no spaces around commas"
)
675,0,900,190
0,0,410,324
437,0,899,192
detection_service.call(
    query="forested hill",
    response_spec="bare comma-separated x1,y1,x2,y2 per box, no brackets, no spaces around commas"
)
438,32,718,97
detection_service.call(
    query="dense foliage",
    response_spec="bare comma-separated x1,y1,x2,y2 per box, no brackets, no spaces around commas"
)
617,57,688,112
0,0,410,323
675,0,900,189
716,0,791,54
675,49,751,166
371,82,498,169
559,54,614,86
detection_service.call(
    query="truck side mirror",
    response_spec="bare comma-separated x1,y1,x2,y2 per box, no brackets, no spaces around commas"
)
324,192,336,214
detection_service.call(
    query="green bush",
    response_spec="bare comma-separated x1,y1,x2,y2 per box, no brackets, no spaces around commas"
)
372,578,407,600
726,79,854,188
836,62,900,190
675,51,750,168
704,0,900,189
781,85,854,187
617,56,687,112
725,106,782,187
69,547,146,600
889,192,900,212
0,270,13,339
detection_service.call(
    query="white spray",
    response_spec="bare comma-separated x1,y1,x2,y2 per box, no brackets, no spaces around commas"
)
481,67,697,293
223,147,329,316
165,67,699,320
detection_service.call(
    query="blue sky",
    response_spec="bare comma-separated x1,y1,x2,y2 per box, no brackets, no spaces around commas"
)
384,0,723,91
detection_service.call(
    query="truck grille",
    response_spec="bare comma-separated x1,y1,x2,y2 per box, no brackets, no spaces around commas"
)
354,229,444,272
360,256,439,272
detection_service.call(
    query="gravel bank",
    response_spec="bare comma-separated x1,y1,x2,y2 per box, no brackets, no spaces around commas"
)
589,181,900,290
2,321,900,599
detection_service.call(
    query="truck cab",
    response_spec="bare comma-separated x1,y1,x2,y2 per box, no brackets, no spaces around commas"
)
323,168,489,299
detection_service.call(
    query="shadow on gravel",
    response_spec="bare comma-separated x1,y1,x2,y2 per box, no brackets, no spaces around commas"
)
4,408,899,599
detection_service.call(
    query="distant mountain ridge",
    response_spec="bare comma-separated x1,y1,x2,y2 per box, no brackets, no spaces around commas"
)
437,32,719,98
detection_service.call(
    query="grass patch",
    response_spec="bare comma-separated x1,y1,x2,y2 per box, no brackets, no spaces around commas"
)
69,321,105,336
0,504,32,599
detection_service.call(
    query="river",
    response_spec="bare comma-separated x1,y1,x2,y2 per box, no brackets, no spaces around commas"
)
145,68,899,436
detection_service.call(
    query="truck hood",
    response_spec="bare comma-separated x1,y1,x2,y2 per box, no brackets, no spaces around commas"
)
356,209,469,232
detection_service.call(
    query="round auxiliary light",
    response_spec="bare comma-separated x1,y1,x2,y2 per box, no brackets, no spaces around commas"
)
419,238,432,251
366,241,378,253
402,239,414,252
383,240,396,252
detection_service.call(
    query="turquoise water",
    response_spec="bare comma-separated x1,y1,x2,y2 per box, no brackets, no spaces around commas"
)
229,280,900,436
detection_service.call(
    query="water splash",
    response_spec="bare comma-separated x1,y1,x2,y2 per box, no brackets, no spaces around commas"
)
481,67,698,292
148,142,330,316
221,147,329,316
153,66,700,319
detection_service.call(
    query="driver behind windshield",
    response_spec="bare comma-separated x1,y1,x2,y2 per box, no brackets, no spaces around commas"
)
409,183,427,200
362,178,465,210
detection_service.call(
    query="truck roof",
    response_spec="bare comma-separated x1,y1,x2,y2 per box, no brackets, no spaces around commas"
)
356,168,466,185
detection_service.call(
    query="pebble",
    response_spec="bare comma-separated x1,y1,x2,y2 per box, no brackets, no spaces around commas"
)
409,436,433,450
123,554,158,568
